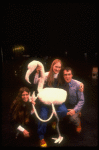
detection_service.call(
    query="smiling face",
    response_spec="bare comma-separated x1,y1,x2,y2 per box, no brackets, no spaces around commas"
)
52,62,61,74
63,70,73,83
21,91,29,102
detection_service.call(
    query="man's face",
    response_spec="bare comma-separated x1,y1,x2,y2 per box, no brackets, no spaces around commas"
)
22,91,29,102
53,62,61,74
63,70,73,83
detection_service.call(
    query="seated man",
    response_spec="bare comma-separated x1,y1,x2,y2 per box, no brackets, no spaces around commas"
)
62,67,85,133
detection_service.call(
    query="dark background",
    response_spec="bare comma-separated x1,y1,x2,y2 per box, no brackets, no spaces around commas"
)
1,3,98,147
2,3,97,60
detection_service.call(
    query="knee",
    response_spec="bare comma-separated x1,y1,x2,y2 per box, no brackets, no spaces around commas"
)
40,113,48,120
65,107,68,114
69,115,80,126
40,106,48,120
62,105,68,115
62,107,68,115
57,105,68,118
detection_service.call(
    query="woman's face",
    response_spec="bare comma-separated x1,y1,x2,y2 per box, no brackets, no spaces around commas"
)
53,62,61,74
22,91,29,102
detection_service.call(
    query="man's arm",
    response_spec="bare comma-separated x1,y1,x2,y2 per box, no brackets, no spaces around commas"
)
74,87,85,113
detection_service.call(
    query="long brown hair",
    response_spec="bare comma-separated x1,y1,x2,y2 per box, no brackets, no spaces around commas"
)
10,87,30,125
47,59,63,87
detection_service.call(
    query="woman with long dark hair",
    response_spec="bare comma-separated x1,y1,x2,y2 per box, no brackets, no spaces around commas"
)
10,87,35,138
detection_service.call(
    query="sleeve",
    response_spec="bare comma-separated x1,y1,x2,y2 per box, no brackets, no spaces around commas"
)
37,72,49,92
74,84,85,113
44,72,49,81
17,125,25,132
33,73,39,84
73,79,80,83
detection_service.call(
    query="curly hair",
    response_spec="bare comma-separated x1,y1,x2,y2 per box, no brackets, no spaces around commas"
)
10,87,30,125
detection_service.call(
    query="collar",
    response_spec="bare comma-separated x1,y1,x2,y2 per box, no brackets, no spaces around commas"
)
64,79,73,86
53,73,59,79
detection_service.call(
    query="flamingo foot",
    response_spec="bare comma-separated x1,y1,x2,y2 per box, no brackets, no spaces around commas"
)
52,136,63,144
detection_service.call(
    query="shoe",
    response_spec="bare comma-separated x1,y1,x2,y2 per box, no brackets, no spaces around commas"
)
76,121,81,133
52,122,56,129
40,139,47,147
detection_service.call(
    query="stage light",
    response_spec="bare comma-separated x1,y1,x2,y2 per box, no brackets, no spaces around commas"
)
13,45,25,52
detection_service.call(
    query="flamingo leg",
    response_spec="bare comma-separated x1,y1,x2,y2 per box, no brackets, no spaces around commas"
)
51,103,64,144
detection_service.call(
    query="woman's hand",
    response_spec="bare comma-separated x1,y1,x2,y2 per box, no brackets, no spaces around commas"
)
23,129,30,137
31,98,36,105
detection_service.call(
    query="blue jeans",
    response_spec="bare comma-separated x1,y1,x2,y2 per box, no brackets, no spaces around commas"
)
37,103,67,140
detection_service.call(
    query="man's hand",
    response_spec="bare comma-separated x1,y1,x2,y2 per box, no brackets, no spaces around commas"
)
23,129,30,137
67,109,75,116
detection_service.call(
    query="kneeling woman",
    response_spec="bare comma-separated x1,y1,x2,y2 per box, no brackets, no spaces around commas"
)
10,87,35,139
